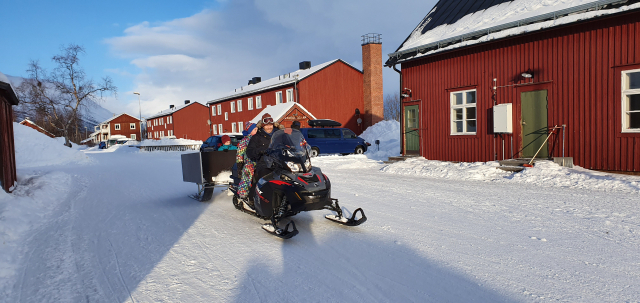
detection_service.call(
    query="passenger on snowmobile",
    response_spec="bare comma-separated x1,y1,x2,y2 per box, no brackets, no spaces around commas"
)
236,122,258,199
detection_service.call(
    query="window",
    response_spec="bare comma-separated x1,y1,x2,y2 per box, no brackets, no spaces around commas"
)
225,112,228,121
237,100,242,112
276,91,283,104
342,129,357,139
131,134,136,140
450,89,477,135
213,125,217,135
218,124,223,134
286,89,293,103
212,106,216,116
168,130,173,136
130,123,136,129
232,122,237,133
622,69,640,132
115,124,121,130
248,97,253,110
153,119,157,126
238,121,243,132
161,131,165,137
256,96,262,108
217,104,222,115
168,116,172,124
231,101,236,113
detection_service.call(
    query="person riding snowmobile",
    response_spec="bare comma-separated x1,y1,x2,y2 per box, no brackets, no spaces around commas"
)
246,113,284,184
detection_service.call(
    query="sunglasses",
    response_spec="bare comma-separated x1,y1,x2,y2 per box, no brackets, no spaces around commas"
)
262,117,274,124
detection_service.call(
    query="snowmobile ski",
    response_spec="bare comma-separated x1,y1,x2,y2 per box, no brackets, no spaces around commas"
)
325,208,367,226
262,220,298,239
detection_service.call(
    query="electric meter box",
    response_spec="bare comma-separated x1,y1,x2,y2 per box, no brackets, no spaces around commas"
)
493,103,513,133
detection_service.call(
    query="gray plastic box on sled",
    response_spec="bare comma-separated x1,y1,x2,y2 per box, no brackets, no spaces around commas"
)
181,151,237,184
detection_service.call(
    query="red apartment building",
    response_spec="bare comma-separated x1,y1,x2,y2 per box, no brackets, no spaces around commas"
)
91,113,141,143
207,37,384,135
146,100,210,141
386,0,640,172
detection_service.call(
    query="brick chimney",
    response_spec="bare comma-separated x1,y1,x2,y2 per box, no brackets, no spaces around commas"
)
362,33,383,128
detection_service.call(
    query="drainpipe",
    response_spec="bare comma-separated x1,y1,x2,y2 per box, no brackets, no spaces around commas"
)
392,64,403,155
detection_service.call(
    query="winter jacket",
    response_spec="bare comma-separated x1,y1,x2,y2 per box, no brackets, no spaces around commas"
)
236,136,252,163
218,144,237,151
246,128,274,162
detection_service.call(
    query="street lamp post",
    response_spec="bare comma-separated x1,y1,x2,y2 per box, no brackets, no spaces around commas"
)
133,92,142,140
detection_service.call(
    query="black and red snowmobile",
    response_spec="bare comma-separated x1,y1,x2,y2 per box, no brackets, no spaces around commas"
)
228,128,366,239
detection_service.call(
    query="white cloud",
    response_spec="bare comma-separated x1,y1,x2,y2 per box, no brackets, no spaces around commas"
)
104,0,434,118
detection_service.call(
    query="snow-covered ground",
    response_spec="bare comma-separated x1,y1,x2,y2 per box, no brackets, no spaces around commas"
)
1,122,639,302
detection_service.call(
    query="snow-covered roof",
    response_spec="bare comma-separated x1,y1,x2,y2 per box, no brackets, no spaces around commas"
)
248,102,317,124
0,71,19,105
207,59,361,105
146,101,206,120
387,0,639,65
19,119,55,137
99,113,140,125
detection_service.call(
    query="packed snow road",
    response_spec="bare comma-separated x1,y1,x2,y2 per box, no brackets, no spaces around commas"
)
2,145,640,302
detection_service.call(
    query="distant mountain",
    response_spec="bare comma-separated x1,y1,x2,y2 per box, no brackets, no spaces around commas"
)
6,75,115,130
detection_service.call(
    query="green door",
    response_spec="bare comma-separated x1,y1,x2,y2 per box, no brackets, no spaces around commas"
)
521,90,548,158
404,105,419,154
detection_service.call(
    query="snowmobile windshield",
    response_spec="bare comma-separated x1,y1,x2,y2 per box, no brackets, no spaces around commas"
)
270,129,308,158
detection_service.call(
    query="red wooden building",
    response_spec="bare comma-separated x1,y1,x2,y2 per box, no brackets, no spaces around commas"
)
0,72,19,192
206,37,386,136
146,100,210,141
19,118,55,138
386,0,640,172
91,113,141,143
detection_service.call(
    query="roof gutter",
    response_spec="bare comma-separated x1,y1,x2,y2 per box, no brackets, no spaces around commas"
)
386,0,628,66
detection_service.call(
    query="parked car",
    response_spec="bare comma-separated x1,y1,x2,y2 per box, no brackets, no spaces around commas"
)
200,134,244,152
299,127,369,157
98,141,106,149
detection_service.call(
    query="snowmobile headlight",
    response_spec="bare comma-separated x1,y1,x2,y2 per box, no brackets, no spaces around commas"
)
304,159,311,170
286,161,302,172
280,174,292,181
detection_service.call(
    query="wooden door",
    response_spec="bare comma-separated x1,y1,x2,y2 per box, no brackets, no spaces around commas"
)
521,90,548,158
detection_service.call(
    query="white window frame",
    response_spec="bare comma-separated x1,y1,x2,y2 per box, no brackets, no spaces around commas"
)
286,89,293,103
256,96,262,109
231,101,236,113
238,121,243,132
213,125,217,135
450,89,477,135
225,112,228,121
248,97,253,110
131,134,136,140
161,131,164,137
130,123,136,129
232,122,237,133
154,119,157,126
622,69,640,133
237,100,242,112
114,123,121,130
276,91,283,104
218,124,223,134
212,106,217,116
217,104,222,115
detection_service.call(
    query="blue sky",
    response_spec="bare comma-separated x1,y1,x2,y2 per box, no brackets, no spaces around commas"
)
1,0,434,118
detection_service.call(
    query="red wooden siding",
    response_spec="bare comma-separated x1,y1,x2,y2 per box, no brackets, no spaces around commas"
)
401,10,640,172
0,97,17,192
110,115,141,140
173,103,210,141
298,61,365,133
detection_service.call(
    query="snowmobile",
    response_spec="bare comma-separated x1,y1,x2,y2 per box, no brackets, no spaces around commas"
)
228,128,366,239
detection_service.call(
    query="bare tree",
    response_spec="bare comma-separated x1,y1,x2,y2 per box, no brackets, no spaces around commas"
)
16,44,117,146
384,92,401,122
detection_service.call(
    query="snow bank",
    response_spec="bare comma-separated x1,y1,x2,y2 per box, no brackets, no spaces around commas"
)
13,123,91,168
359,120,401,161
383,158,640,194
138,138,202,146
